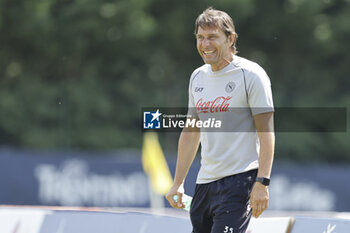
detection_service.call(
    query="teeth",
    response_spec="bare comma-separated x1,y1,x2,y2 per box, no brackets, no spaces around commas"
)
203,50,215,54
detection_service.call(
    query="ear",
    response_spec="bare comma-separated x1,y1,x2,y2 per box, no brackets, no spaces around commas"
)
228,34,236,47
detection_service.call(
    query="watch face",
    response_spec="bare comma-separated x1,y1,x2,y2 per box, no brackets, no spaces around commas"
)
256,177,270,186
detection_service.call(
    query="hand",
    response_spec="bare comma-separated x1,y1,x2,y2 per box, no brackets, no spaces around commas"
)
166,184,185,209
250,182,269,218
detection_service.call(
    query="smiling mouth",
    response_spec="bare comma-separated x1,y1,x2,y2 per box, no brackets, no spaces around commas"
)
203,50,215,55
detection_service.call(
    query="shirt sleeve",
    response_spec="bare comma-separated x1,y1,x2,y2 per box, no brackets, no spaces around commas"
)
246,66,274,115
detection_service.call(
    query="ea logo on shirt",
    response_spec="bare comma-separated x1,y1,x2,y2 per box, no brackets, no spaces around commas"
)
195,87,204,92
225,82,236,93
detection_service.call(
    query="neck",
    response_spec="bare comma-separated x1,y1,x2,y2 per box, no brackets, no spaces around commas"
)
211,54,234,72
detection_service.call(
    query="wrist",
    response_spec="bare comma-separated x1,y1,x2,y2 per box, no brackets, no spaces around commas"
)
255,177,270,186
173,181,184,187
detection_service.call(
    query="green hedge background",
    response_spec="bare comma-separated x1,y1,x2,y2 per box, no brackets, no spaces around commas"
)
0,0,349,162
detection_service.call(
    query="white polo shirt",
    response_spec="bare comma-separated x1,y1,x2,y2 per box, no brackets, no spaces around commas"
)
188,55,274,184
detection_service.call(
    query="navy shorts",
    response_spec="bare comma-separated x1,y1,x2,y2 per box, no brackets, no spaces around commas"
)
190,169,257,233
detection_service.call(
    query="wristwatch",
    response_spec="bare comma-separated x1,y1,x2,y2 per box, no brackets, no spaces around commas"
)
256,177,270,186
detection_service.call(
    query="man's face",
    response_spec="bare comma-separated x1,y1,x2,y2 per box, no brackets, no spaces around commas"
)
196,26,234,71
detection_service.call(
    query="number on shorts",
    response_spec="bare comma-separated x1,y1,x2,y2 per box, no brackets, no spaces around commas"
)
224,226,233,233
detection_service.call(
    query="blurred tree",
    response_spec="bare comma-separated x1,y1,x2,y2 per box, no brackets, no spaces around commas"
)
0,0,349,162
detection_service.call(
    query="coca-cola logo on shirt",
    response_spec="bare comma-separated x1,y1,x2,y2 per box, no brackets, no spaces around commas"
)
196,96,231,113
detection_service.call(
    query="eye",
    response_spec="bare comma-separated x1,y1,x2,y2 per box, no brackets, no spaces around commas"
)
197,35,204,40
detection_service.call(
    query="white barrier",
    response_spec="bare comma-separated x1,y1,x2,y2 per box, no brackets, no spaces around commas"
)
291,216,350,233
0,208,47,233
0,206,192,233
1,206,350,233
247,217,293,233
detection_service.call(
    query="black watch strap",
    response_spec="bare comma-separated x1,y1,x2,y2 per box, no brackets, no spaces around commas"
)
256,177,270,186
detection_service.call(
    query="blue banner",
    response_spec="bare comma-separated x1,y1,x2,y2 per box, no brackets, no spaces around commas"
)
0,148,349,212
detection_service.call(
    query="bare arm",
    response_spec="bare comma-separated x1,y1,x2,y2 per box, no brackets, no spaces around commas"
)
166,124,200,209
255,112,275,178
250,112,275,217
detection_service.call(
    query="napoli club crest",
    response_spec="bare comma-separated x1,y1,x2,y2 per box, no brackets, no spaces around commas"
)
225,82,236,93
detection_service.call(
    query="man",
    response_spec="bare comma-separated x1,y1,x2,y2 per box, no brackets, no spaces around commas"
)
166,7,274,233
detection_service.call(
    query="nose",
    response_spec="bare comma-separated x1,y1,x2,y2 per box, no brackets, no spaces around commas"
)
201,38,211,47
